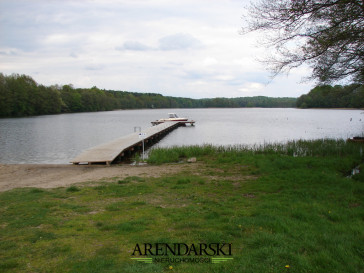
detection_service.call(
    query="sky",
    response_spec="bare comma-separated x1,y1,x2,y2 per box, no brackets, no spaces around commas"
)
0,0,315,99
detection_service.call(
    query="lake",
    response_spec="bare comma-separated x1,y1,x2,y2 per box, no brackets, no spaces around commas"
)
0,108,363,164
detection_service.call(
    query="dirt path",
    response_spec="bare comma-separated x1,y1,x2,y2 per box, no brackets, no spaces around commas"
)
0,163,197,192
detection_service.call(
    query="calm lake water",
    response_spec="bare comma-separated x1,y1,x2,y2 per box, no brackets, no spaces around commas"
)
0,108,363,164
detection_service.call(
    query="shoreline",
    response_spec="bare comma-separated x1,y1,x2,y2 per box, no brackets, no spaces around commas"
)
2,107,363,119
0,163,197,192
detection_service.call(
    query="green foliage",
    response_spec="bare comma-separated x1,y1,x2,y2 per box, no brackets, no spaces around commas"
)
4,73,362,118
0,73,296,118
0,74,62,117
297,84,364,108
200,96,297,108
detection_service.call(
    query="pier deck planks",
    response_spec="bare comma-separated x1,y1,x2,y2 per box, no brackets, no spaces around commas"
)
71,122,180,165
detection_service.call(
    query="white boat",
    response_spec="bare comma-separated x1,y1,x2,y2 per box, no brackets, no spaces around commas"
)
151,113,195,126
157,113,188,122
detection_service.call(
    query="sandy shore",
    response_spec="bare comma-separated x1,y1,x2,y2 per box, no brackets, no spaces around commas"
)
0,163,194,192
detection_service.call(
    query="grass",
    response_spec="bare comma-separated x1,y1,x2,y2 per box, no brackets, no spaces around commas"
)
0,139,363,272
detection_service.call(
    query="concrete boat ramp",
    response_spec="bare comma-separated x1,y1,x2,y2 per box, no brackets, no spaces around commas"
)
71,122,182,165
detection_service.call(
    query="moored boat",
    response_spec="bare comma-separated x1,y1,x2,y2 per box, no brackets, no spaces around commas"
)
347,136,364,143
151,113,195,126
157,113,188,122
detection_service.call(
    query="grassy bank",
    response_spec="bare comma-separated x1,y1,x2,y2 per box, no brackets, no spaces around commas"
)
0,140,363,272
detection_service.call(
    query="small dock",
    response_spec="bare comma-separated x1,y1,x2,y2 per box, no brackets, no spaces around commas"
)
71,122,181,165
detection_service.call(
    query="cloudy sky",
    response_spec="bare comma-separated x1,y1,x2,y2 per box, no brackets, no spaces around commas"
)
0,0,314,99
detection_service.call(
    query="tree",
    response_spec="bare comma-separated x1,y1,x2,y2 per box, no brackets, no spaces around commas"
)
296,83,363,108
242,0,364,84
0,73,12,117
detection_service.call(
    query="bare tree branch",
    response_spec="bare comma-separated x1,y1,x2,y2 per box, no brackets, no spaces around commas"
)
242,0,364,84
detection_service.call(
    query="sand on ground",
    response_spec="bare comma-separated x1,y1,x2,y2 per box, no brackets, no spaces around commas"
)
0,163,196,192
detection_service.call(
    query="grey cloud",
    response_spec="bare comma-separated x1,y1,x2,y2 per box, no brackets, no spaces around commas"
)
117,34,202,52
224,72,269,86
116,41,151,51
0,49,18,56
84,64,103,71
69,52,78,58
182,69,268,87
158,33,202,51
0,1,80,52
182,70,213,80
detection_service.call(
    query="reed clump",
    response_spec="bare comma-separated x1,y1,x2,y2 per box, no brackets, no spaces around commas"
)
148,139,363,164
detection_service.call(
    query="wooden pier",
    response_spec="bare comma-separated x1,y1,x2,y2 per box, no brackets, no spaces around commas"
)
71,122,181,165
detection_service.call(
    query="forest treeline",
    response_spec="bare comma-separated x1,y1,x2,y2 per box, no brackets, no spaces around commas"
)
296,84,364,109
0,73,297,117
